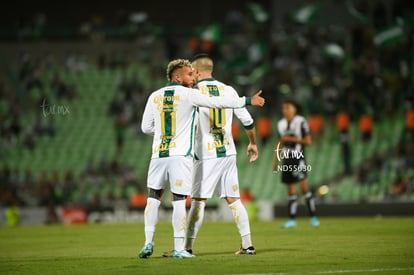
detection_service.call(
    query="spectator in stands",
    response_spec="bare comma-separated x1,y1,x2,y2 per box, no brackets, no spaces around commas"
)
22,130,36,150
82,159,96,177
336,112,352,175
45,119,57,137
20,169,37,206
51,73,76,99
108,93,124,117
98,157,110,175
37,171,59,224
114,115,127,158
1,127,17,151
64,52,88,72
165,31,179,60
0,168,10,204
308,114,323,143
357,154,383,186
0,168,20,206
359,114,373,142
62,170,77,205
50,170,63,204
88,192,102,212
97,53,108,70
391,175,409,198
256,115,272,145
109,158,121,176
9,117,21,139
18,53,33,81
25,66,44,92
321,81,340,120
405,108,414,137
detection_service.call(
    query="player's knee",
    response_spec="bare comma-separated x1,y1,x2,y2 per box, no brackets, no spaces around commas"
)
148,188,163,200
172,193,186,201
193,197,207,203
226,197,239,204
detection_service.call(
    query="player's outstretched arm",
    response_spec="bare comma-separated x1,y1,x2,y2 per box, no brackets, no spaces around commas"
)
250,90,265,107
190,89,245,108
190,88,265,109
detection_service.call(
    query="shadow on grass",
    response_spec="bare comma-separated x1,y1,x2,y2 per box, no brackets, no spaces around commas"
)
196,247,299,256
136,247,299,258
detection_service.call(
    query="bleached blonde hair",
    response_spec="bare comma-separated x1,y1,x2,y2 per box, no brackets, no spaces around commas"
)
166,59,192,82
192,56,213,73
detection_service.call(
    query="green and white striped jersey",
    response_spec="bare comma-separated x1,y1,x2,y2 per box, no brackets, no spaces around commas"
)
141,82,250,159
194,78,254,160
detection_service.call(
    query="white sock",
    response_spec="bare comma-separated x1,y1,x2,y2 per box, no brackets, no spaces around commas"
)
229,199,252,248
185,200,206,250
144,197,161,245
305,192,316,216
172,199,187,251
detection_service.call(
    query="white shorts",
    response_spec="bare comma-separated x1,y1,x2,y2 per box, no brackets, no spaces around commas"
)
192,155,240,199
147,156,192,196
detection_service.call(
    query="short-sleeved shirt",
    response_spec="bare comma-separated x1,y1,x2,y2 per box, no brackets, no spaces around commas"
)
277,115,310,184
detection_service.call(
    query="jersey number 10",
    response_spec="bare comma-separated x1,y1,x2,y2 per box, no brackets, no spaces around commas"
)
209,108,226,129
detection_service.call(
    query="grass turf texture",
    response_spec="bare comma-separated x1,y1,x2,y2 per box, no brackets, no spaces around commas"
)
0,217,413,275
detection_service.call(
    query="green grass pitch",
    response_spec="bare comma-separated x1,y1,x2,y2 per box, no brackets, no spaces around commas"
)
0,217,413,275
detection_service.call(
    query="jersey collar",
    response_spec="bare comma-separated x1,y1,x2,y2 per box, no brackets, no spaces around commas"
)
196,78,215,85
166,82,182,87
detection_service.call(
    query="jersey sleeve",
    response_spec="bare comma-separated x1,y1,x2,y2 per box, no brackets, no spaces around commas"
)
141,94,155,135
188,88,247,108
234,108,254,129
301,118,310,137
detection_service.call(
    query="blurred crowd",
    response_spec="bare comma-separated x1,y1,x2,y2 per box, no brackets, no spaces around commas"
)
0,158,145,220
0,52,82,156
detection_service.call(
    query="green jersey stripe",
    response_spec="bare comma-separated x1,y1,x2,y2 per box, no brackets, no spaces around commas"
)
159,89,175,158
207,84,227,158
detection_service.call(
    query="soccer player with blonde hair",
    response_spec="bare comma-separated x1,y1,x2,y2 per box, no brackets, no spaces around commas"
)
185,54,258,255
